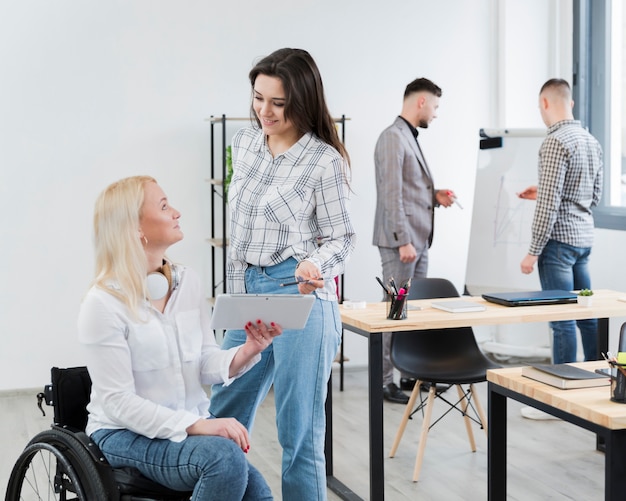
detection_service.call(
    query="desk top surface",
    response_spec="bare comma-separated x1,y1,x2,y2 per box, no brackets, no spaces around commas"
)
487,361,626,429
340,289,626,334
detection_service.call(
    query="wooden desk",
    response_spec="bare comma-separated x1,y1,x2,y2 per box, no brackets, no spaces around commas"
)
487,361,626,500
328,290,626,501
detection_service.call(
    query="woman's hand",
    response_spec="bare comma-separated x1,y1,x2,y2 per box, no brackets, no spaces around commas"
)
294,260,324,294
244,319,282,352
229,320,283,378
186,417,251,453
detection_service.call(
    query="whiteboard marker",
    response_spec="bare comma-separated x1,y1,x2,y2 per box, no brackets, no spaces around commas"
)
447,191,464,209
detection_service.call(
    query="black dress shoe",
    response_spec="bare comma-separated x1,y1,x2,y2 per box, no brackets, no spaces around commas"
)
400,377,417,391
383,383,409,404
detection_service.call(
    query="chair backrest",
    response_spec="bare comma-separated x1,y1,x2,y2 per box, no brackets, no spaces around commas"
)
48,366,92,431
391,278,497,382
407,277,459,300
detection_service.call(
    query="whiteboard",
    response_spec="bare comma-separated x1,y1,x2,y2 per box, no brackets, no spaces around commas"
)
465,128,546,295
466,128,552,361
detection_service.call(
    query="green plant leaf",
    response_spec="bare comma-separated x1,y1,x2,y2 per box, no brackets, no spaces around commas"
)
223,145,233,201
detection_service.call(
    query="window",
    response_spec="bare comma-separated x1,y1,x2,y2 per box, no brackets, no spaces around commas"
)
574,0,626,229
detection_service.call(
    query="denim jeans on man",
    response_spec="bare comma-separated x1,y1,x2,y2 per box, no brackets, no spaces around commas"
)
210,258,342,501
537,239,598,364
91,428,272,501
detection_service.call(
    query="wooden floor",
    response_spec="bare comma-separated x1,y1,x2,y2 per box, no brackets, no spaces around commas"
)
1,364,606,500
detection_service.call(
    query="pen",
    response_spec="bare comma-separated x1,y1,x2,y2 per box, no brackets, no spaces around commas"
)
607,356,626,377
389,277,398,294
376,276,390,295
446,190,464,210
280,276,322,287
604,350,626,379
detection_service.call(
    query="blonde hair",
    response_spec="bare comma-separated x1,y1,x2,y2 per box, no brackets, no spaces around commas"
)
92,175,156,315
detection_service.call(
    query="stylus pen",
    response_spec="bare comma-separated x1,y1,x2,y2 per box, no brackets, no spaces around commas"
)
280,277,322,287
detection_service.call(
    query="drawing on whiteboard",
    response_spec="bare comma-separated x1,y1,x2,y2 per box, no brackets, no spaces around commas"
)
492,174,536,247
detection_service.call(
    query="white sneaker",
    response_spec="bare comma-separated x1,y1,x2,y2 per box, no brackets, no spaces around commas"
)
520,406,560,420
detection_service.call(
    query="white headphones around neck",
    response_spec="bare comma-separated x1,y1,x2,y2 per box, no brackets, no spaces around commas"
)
146,262,180,300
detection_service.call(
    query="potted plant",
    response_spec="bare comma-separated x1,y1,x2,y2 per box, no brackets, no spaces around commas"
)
577,289,594,306
223,145,233,201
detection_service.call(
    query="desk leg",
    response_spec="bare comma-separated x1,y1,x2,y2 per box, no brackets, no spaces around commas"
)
605,429,626,501
326,361,364,501
369,333,385,501
598,317,609,360
340,328,345,391
488,383,507,501
597,318,609,452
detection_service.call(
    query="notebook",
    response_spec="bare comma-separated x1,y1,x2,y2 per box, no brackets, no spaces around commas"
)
481,289,577,307
431,300,486,313
521,363,610,389
210,294,315,330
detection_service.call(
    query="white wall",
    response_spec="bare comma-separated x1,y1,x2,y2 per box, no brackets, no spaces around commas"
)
3,0,623,391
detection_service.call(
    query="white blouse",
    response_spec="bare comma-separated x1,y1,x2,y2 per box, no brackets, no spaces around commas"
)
78,266,259,442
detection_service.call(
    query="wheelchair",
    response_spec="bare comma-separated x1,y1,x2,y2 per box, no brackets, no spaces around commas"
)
5,366,193,501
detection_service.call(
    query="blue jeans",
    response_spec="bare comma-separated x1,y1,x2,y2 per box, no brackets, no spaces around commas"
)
210,258,341,501
91,428,272,501
537,239,598,364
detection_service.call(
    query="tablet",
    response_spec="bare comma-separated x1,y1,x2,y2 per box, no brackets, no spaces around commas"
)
210,294,316,330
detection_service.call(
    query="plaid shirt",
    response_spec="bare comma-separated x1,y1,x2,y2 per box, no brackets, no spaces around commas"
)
529,119,603,256
226,126,355,300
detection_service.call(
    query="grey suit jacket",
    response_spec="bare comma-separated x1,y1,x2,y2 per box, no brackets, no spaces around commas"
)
372,116,436,250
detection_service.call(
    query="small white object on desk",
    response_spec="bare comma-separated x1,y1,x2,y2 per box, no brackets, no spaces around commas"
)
343,300,366,310
430,300,486,313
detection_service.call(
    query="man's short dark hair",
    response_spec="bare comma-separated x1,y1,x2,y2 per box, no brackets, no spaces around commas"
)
404,78,442,99
540,78,571,98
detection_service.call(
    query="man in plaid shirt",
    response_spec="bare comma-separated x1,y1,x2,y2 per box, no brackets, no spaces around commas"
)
519,78,603,364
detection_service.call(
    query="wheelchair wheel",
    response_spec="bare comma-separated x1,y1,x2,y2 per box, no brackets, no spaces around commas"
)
5,428,111,501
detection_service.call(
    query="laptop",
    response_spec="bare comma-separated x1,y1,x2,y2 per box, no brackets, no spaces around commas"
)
210,294,316,330
481,289,578,307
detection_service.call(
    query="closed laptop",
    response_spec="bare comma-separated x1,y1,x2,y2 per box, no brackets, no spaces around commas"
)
482,289,577,307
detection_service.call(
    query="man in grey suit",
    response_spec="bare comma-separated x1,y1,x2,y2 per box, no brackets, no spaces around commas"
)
373,77,456,403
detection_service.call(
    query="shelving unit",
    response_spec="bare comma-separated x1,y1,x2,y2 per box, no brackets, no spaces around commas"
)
207,114,350,389
207,115,251,305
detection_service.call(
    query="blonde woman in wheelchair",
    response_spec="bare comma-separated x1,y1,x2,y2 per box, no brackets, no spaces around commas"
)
78,176,280,501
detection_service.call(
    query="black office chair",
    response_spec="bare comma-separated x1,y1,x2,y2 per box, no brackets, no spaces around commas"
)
388,278,501,482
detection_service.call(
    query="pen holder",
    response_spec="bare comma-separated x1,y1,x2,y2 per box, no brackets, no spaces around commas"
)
609,361,626,403
386,293,407,320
